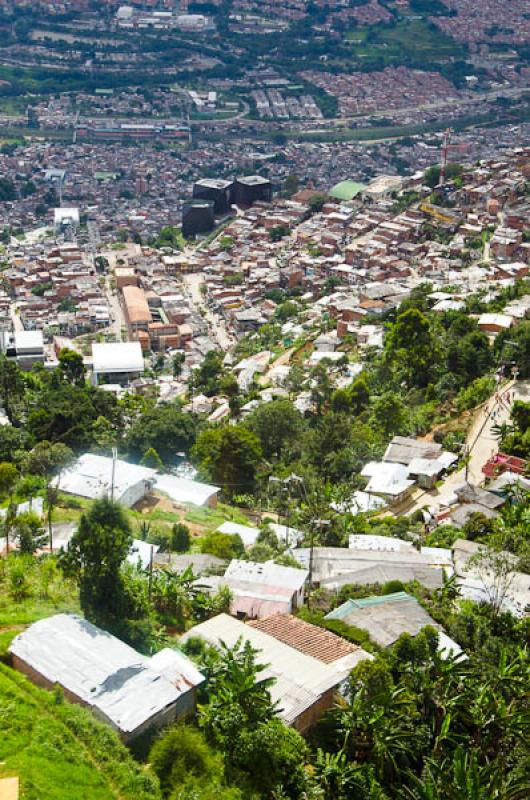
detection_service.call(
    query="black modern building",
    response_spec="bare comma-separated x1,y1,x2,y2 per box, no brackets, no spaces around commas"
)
182,199,215,237
193,178,234,215
234,175,272,206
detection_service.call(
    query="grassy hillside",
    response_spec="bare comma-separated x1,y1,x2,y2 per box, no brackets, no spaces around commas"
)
0,555,161,799
0,662,161,800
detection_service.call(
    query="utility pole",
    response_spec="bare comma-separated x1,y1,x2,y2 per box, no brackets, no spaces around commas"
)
148,544,154,603
110,446,117,501
464,444,470,484
268,476,292,545
307,518,330,608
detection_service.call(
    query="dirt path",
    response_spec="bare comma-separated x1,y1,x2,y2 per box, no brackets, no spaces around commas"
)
258,347,295,386
398,379,529,515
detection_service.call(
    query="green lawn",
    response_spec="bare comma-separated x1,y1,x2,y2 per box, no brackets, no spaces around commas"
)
345,18,465,64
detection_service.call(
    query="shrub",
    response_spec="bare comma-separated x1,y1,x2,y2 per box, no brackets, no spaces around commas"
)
150,726,221,798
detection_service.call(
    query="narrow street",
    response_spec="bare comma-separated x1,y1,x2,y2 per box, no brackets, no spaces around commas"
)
183,271,233,351
401,379,530,514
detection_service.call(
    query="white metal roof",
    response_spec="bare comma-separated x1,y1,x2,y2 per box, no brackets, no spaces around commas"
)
14,330,44,351
92,342,144,374
349,535,415,553
361,461,415,497
478,313,513,329
332,491,386,515
60,453,155,501
225,560,308,594
9,614,204,735
54,207,80,224
155,474,219,507
181,614,369,725
216,521,260,547
127,539,159,570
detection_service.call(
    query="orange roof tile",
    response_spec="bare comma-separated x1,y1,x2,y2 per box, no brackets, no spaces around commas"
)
248,613,359,664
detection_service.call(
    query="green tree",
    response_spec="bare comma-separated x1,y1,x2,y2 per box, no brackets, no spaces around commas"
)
140,446,164,471
245,399,304,461
310,362,333,414
192,425,263,496
370,392,409,438
308,193,327,213
282,174,299,198
197,637,277,752
495,321,530,379
233,719,309,798
199,530,244,560
15,511,47,555
28,383,113,449
150,725,225,799
0,426,32,464
59,497,154,649
0,357,25,422
193,350,224,396
171,522,190,553
269,224,289,242
58,348,86,385
0,461,18,553
385,308,438,388
126,404,196,463
25,441,74,551
172,351,185,379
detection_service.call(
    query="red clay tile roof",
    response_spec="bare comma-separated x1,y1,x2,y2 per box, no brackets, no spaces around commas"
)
248,613,359,664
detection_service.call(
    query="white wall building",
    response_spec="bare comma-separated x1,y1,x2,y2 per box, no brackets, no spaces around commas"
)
91,342,145,386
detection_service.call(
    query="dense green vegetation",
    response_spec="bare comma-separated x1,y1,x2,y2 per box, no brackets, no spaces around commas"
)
346,17,465,69
186,287,525,507
147,578,530,800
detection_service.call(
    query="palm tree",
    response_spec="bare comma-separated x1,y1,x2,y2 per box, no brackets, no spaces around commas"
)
404,747,530,800
491,421,514,442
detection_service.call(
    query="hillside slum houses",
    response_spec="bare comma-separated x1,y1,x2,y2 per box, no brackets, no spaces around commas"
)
9,614,205,741
181,612,372,733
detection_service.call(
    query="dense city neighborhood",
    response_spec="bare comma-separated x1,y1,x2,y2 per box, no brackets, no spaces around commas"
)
0,1,529,800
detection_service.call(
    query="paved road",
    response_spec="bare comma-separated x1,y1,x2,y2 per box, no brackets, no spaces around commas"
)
9,303,24,332
183,272,233,351
401,380,530,514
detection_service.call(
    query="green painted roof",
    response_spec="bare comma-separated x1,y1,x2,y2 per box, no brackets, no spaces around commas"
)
329,180,366,201
326,592,414,619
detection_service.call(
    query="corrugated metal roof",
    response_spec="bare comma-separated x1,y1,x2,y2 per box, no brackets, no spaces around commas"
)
217,521,260,547
181,614,371,725
60,453,155,503
225,560,308,593
10,614,204,736
348,535,415,553
383,436,442,466
92,342,144,373
155,474,220,507
326,594,464,659
318,565,443,591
